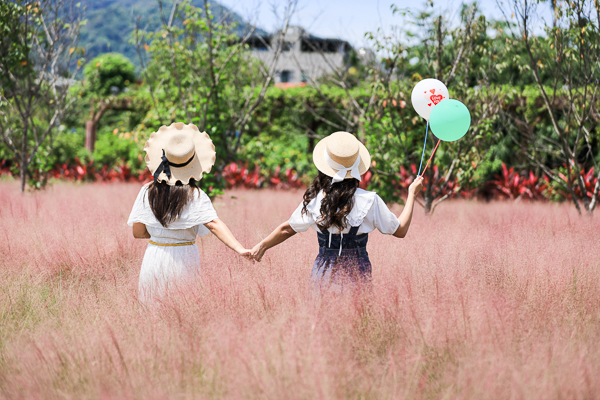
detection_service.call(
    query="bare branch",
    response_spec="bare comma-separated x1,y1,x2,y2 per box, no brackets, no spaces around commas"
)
133,16,162,121
290,53,356,128
1,0,83,191
168,0,181,28
302,103,345,131
230,0,299,156
445,5,477,86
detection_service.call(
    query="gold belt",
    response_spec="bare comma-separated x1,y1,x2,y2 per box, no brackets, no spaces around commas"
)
149,240,196,247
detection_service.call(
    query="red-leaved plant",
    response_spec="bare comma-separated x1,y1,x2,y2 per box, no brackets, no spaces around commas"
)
49,158,152,183
555,166,598,200
489,163,549,201
222,162,304,189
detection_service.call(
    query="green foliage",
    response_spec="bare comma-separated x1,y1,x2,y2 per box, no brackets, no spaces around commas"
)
93,129,142,167
23,128,87,188
242,133,313,176
50,128,87,164
131,0,281,196
240,86,361,175
0,0,85,191
0,2,35,91
2,0,598,213
84,53,136,97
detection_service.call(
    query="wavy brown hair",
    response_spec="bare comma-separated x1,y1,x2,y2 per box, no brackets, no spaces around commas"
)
147,179,200,227
302,171,359,231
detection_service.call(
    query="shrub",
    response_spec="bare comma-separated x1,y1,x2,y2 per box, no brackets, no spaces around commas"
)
83,53,136,97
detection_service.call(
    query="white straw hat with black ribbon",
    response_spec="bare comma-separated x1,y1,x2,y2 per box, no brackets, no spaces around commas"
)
144,122,216,185
312,131,371,182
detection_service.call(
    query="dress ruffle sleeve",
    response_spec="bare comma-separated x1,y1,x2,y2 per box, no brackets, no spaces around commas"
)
288,202,315,233
346,189,377,227
127,187,218,236
127,187,152,227
368,194,400,235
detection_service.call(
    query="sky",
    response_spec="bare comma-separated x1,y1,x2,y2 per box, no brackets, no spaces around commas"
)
217,0,553,48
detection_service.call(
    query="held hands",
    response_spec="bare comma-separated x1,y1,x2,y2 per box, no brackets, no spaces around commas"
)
236,243,266,262
251,242,266,262
238,248,254,262
409,176,424,196
246,222,295,263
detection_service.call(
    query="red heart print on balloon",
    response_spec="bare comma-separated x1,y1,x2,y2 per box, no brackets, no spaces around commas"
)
430,94,443,105
430,89,435,94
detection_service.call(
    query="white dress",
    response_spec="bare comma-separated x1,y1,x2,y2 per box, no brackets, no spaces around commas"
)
127,186,218,302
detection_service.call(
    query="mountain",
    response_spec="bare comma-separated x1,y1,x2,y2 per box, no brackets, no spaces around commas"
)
78,0,266,65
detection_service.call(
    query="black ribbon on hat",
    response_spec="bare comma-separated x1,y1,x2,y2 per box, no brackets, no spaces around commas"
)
153,149,196,182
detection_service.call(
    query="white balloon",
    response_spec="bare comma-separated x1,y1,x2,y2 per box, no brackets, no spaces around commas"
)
410,79,450,121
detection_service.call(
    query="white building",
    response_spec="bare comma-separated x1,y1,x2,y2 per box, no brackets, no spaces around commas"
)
247,26,352,86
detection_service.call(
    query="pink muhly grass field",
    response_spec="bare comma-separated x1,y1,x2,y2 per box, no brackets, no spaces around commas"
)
0,182,599,399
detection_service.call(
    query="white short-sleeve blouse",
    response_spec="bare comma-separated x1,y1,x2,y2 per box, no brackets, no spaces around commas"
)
127,186,218,243
288,188,400,235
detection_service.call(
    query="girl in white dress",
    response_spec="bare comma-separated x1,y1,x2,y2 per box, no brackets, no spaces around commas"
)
128,122,251,302
251,131,423,292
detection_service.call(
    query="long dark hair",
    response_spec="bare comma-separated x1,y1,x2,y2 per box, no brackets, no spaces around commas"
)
147,179,200,227
302,171,359,231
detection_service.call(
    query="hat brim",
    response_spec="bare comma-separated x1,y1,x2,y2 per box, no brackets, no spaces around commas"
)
313,135,371,180
144,124,216,185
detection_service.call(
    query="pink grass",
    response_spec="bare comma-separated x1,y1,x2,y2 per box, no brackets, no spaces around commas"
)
0,182,599,399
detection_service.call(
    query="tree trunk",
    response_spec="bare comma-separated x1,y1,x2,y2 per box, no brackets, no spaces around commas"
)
585,206,593,216
424,181,434,214
20,159,26,193
85,99,132,152
423,149,437,214
20,147,27,193
20,122,28,193
85,120,96,152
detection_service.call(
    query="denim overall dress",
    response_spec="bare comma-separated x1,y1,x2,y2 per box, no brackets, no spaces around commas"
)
309,225,372,292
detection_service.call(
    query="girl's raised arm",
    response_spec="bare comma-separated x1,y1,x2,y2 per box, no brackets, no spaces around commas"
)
393,176,423,238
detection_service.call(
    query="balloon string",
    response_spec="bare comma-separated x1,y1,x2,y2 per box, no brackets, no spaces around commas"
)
417,121,429,176
420,139,441,178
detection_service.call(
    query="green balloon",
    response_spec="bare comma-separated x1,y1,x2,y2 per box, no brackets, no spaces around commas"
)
429,99,471,142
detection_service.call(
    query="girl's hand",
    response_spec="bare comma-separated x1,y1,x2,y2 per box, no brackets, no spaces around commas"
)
238,248,254,262
251,242,266,262
251,222,296,262
409,176,424,196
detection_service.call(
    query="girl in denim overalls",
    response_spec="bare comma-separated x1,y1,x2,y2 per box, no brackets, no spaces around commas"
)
251,132,423,292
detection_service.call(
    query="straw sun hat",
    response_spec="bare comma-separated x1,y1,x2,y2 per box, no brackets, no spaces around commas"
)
144,122,216,185
313,131,371,182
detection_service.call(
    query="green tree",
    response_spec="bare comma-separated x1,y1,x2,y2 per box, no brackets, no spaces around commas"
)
0,0,84,191
332,2,503,212
82,53,137,151
133,0,297,164
84,53,136,96
501,0,600,214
